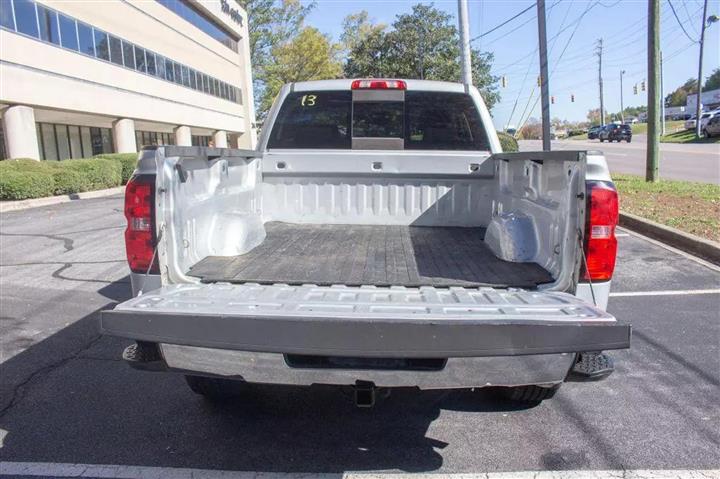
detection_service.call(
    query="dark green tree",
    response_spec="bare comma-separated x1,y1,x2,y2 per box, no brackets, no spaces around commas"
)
704,68,720,91
342,4,500,110
664,78,698,107
238,0,315,115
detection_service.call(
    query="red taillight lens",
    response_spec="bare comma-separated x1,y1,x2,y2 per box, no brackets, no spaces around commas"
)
582,181,619,281
351,79,407,90
124,175,158,274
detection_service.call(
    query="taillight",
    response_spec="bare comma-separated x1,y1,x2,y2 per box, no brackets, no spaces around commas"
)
351,79,407,90
124,175,158,274
582,180,619,281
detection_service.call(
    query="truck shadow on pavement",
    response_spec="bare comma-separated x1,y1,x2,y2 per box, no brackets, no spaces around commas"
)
0,279,536,473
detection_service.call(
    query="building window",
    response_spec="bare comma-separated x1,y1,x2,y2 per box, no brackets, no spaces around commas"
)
58,14,78,50
1,1,15,30
13,0,38,38
146,51,156,76
36,123,113,160
192,135,210,147
135,130,175,149
37,4,60,45
0,121,7,160
78,22,95,56
155,0,239,52
109,35,123,65
2,0,242,105
122,40,134,68
134,45,146,73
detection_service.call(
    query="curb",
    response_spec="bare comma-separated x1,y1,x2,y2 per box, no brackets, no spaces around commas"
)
0,186,125,213
620,211,720,265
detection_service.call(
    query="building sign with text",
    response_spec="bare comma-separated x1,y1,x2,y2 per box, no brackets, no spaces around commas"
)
220,0,243,26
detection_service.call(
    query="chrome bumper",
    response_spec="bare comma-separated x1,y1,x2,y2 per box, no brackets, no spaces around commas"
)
158,344,576,389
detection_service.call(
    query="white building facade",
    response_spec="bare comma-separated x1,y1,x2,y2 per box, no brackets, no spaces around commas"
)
0,0,255,160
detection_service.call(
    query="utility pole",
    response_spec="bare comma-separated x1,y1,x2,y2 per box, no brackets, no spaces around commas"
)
537,0,551,151
596,39,605,126
695,0,709,138
457,0,473,85
647,0,661,182
620,70,626,123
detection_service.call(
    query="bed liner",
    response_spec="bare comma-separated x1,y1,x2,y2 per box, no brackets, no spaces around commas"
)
188,222,553,288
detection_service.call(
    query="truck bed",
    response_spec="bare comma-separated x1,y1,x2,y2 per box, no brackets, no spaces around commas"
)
188,222,553,288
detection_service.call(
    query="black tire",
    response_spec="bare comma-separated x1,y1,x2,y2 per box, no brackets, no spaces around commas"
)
599,138,604,142
703,129,711,138
627,138,632,143
501,384,560,403
185,375,250,400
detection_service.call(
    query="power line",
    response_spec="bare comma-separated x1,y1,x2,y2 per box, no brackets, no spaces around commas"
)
667,0,698,43
470,3,536,43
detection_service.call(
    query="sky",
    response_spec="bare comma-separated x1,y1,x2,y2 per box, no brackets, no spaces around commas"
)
303,0,720,128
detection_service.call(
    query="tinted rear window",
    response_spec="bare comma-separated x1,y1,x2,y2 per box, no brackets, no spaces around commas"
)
267,90,490,150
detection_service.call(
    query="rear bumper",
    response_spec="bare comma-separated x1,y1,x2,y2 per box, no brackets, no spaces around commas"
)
157,344,577,388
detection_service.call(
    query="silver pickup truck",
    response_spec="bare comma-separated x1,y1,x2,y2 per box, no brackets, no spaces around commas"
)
101,79,630,405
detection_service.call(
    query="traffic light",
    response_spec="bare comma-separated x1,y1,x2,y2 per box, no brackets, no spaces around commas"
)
551,96,555,104
641,80,646,92
633,84,638,95
501,76,507,88
570,94,575,103
537,76,541,87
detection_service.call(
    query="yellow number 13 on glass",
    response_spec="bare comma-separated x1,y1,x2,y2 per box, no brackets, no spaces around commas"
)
301,94,317,106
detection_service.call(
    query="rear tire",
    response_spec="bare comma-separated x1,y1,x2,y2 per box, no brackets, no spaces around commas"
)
599,138,604,142
501,384,560,403
185,375,250,401
703,129,711,138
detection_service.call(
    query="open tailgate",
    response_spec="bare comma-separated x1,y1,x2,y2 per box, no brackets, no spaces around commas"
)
101,284,630,357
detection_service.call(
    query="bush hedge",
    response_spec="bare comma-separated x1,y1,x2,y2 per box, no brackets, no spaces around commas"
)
497,131,519,152
0,153,138,201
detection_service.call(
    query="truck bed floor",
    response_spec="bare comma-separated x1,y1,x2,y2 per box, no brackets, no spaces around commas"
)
188,222,553,288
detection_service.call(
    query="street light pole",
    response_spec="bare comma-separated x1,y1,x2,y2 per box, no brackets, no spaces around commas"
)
457,0,473,85
537,0,551,151
695,0,709,138
620,70,626,123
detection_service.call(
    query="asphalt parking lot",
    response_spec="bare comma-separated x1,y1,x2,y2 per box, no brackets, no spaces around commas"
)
1,195,719,476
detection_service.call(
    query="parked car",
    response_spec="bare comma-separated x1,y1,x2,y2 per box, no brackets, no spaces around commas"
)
703,115,720,137
101,79,629,406
588,125,602,139
685,115,697,130
599,124,632,142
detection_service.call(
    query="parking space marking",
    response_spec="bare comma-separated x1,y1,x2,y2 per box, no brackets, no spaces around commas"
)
617,227,720,273
610,288,720,297
1,462,719,479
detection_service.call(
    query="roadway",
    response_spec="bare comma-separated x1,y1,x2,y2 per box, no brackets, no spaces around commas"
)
1,195,719,477
520,135,720,184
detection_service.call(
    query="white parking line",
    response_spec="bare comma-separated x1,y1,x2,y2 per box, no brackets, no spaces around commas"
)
610,289,720,297
1,462,719,479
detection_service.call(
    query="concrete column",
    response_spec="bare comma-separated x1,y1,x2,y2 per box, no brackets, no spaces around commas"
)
112,118,137,153
174,125,192,146
2,105,40,160
213,130,228,148
228,133,241,149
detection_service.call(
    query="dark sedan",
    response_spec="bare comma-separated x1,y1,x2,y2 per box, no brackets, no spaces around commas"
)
599,124,632,143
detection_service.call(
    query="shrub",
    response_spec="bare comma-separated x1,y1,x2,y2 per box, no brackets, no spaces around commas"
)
0,157,125,200
51,168,90,195
0,169,56,200
60,158,123,190
497,131,519,152
93,153,138,183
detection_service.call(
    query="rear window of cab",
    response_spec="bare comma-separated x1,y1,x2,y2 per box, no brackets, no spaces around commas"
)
267,90,490,151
